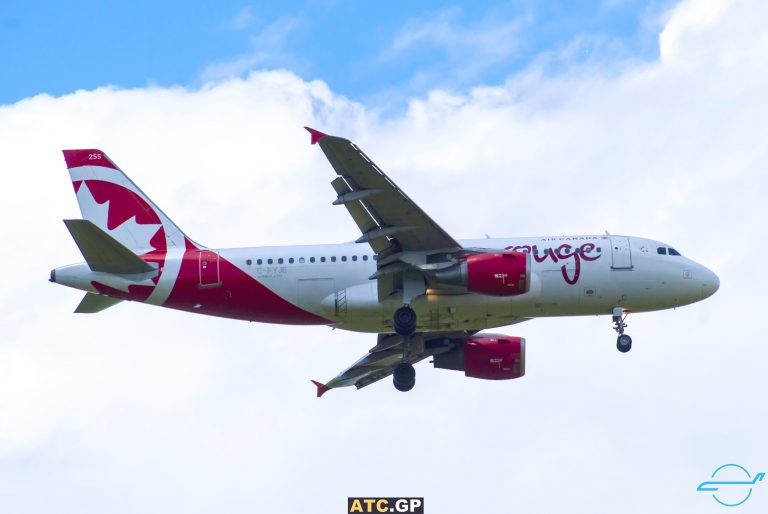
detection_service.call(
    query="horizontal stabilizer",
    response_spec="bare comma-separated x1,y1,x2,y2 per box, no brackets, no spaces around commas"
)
63,219,155,274
75,293,123,313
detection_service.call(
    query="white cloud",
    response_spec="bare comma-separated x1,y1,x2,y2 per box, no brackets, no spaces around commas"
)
223,6,256,32
381,7,527,85
2,0,768,512
386,7,523,57
201,16,304,81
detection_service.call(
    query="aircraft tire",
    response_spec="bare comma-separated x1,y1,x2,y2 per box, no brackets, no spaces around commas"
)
393,363,416,392
617,334,632,353
393,306,417,336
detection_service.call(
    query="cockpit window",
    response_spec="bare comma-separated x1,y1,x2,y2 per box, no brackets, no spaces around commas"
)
668,248,681,256
657,247,667,255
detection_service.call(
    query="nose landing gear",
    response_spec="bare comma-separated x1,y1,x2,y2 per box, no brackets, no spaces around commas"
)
612,307,632,353
616,333,632,352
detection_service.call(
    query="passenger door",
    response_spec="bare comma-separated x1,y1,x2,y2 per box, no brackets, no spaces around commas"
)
609,237,633,269
199,250,222,288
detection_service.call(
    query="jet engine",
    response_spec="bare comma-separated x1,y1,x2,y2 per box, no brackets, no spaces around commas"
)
433,334,525,380
434,251,530,296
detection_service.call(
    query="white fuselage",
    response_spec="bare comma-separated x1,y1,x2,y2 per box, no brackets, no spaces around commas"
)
205,234,719,332
53,234,719,333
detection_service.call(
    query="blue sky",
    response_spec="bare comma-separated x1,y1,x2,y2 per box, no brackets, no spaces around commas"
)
1,0,668,106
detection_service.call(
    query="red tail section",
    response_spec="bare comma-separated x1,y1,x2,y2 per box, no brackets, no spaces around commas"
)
64,149,194,254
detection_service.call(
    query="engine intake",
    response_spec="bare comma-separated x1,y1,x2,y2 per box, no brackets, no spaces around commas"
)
434,251,530,296
433,334,526,380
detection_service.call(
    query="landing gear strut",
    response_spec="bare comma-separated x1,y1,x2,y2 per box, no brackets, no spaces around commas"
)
612,307,632,353
393,305,417,336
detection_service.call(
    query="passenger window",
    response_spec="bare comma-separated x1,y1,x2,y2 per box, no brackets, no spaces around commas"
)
321,257,326,263
257,259,263,265
352,255,358,261
533,249,539,255
267,258,273,265
288,258,294,264
246,259,252,265
373,255,378,261
597,247,602,253
342,256,347,262
331,256,337,262
669,248,681,256
363,255,368,261
278,258,284,264
310,257,315,263
299,257,305,263
657,247,667,255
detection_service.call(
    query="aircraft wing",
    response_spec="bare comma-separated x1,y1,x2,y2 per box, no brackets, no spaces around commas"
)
311,318,529,396
311,332,467,397
306,127,461,255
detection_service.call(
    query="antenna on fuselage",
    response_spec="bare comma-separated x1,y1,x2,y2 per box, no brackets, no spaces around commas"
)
605,230,611,236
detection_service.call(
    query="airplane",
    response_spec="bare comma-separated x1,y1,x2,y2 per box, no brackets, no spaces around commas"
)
698,472,765,492
49,127,720,396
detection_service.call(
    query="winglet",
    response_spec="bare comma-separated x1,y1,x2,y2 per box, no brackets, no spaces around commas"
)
311,380,330,398
304,126,328,145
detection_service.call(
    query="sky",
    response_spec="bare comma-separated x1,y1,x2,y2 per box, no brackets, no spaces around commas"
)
1,0,667,107
1,0,768,513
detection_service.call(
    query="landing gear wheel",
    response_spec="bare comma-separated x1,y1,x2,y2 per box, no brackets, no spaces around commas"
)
617,334,632,353
393,306,417,336
612,308,632,353
393,363,416,392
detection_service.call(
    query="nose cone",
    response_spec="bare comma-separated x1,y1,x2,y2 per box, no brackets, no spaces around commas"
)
700,265,720,299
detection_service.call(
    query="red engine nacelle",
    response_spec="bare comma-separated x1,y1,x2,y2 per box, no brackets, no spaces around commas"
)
433,334,526,380
434,251,530,296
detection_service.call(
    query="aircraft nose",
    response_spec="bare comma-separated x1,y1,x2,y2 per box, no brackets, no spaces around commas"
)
700,265,720,299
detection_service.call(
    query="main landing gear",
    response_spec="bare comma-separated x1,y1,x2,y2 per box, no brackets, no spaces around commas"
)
393,305,417,336
612,307,632,353
393,363,416,392
392,305,417,391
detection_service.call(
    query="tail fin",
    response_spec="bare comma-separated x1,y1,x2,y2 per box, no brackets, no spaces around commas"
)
63,149,196,255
